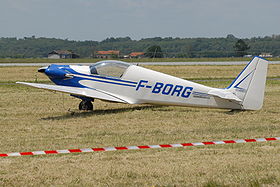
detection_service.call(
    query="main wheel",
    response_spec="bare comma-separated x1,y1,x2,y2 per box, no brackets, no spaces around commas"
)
79,100,93,111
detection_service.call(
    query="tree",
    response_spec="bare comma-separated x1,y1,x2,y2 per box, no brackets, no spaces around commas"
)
234,39,250,57
1,36,280,58
145,45,163,58
226,34,236,40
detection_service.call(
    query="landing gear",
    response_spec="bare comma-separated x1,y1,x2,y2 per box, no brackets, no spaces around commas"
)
70,95,94,111
79,100,93,111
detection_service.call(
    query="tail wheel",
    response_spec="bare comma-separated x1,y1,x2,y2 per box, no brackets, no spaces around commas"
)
79,100,93,111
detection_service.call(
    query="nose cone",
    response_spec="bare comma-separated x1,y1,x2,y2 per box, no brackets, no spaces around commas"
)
42,64,67,79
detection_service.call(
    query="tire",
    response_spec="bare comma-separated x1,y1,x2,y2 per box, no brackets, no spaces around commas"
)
79,100,93,110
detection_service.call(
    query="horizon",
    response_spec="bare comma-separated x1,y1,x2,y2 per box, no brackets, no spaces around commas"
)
1,34,279,42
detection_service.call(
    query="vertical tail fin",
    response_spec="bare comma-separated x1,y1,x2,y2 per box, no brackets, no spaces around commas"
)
227,56,269,110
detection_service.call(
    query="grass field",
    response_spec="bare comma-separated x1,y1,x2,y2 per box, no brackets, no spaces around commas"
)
0,64,279,186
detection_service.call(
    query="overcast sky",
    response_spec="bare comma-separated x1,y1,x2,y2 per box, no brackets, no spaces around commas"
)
1,0,279,41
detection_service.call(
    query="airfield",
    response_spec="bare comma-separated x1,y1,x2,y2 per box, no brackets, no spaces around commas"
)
0,62,280,186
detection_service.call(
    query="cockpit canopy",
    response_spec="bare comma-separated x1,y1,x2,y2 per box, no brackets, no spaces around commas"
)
90,60,131,78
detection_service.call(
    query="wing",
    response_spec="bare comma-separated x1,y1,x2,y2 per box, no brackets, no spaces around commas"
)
16,82,129,103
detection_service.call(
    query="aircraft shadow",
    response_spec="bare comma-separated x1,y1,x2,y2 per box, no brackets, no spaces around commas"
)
40,105,242,120
41,105,165,121
225,109,244,115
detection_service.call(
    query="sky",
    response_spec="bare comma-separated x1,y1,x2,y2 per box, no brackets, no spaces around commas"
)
1,0,280,41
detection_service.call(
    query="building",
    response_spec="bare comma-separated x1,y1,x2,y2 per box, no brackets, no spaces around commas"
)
129,52,145,58
48,50,79,59
95,50,120,59
259,53,273,58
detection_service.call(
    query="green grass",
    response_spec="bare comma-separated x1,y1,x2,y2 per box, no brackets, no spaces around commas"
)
0,65,279,186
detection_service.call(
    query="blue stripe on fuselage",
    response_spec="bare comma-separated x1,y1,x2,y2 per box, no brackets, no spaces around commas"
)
65,67,137,85
49,65,137,88
52,75,137,88
81,76,137,87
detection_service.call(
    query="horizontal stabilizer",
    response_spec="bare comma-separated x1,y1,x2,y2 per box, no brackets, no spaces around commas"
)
16,82,128,103
208,89,242,102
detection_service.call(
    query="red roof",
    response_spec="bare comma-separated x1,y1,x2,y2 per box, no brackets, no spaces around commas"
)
130,52,144,57
96,50,120,55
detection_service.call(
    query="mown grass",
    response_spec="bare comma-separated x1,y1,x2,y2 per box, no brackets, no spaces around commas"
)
0,65,279,186
0,57,280,64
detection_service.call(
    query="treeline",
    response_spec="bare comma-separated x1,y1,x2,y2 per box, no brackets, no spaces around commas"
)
0,34,280,58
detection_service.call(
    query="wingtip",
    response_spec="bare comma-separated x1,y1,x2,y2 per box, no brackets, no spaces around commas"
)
16,82,33,86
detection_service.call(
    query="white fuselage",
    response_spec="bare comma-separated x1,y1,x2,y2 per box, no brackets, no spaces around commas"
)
72,65,242,109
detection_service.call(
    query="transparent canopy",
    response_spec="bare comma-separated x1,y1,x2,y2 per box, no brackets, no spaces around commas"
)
90,60,131,78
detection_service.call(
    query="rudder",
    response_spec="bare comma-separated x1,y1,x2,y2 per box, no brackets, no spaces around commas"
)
227,57,269,110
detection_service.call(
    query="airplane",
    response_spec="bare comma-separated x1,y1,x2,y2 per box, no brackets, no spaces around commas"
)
17,56,268,111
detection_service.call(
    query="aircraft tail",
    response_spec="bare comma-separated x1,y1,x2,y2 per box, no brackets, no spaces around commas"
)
227,56,269,110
